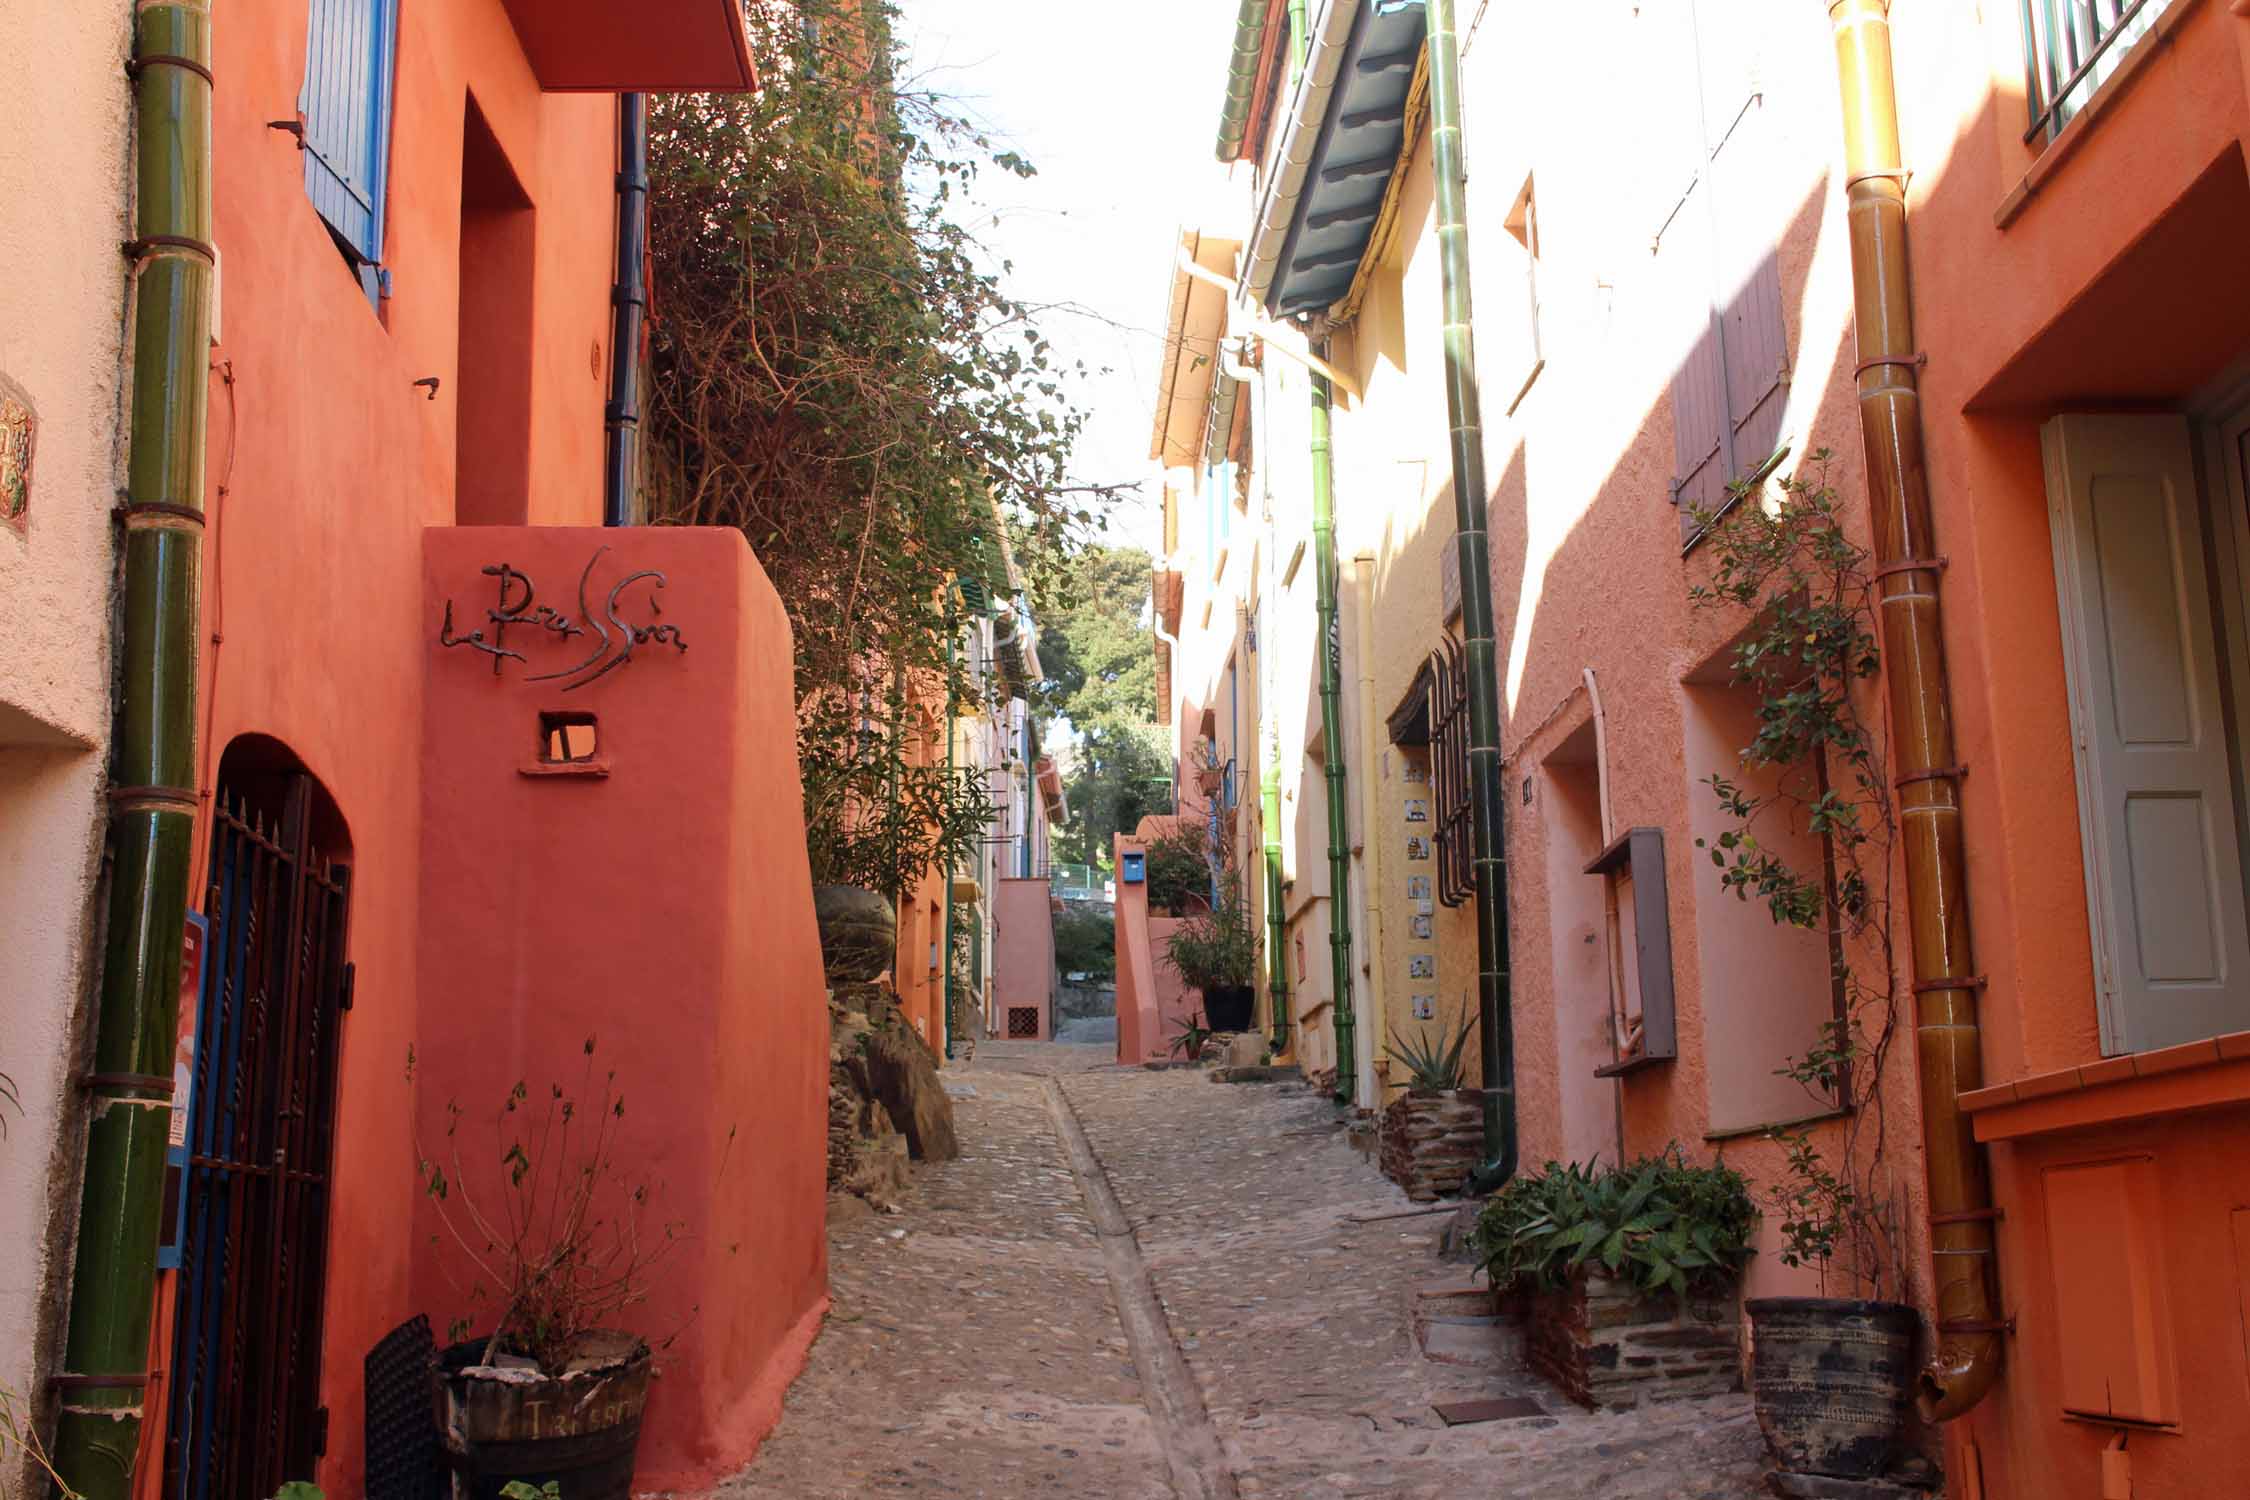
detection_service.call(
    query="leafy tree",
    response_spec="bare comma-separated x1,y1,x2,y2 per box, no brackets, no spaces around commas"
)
1038,544,1170,866
641,0,1122,897
1052,907,1115,982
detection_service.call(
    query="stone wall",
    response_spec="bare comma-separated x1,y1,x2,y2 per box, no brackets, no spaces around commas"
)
1377,1090,1484,1201
1526,1271,1742,1411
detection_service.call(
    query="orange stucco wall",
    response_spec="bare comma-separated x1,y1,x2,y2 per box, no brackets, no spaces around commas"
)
414,528,827,1492
1882,4,2250,1495
136,4,827,1495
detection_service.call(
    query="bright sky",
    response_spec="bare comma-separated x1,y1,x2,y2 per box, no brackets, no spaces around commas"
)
897,1,1245,555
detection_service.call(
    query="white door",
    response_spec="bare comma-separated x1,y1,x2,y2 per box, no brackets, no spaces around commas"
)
2045,413,2250,1053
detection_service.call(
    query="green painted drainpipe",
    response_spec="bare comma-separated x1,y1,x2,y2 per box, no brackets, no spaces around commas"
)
1310,363,1358,1106
1261,757,1289,1055
1213,0,1269,160
1427,0,1518,1188
54,4,215,1493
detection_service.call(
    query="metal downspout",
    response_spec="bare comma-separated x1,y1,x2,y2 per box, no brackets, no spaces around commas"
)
1214,0,1270,160
1353,551,1389,1105
1310,361,1358,1104
603,92,649,527
53,4,215,1492
943,622,957,1059
1227,344,1292,1058
1426,0,1518,1188
1827,0,2001,1421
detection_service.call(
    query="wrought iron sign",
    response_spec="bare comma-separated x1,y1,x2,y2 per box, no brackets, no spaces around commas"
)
439,546,687,692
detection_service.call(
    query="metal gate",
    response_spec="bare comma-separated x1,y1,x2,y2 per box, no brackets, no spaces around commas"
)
166,774,352,1500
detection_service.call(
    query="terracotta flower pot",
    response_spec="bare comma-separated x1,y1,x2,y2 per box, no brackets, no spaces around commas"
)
1746,1297,1917,1480
433,1331,651,1500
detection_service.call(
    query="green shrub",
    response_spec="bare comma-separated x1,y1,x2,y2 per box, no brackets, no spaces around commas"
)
1143,826,1211,917
1468,1150,1757,1298
1162,879,1258,992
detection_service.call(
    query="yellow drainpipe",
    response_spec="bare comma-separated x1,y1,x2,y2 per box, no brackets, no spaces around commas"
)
1353,551,1391,1098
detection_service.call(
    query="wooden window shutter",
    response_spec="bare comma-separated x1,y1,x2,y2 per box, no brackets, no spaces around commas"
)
299,0,399,265
1669,312,1731,545
2044,413,2250,1053
1669,0,1788,549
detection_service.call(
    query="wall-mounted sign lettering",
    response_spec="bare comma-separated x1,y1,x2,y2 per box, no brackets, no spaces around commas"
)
439,547,687,693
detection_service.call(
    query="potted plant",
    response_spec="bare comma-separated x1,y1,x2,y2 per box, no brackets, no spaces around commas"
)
1163,876,1258,1033
1689,461,1920,1482
1142,825,1211,917
1744,1025,1918,1482
1469,1151,1758,1411
409,1040,688,1500
1377,1012,1483,1201
1191,739,1225,798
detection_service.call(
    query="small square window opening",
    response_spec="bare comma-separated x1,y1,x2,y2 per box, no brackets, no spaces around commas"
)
540,712,599,765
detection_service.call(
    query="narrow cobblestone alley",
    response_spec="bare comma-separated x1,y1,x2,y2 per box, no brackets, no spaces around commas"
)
723,1044,1767,1499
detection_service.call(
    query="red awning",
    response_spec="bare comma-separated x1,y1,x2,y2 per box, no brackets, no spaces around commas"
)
501,0,757,93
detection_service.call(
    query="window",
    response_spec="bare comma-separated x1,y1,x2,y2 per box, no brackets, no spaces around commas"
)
1659,1,1790,550
2023,0,2173,142
539,712,599,764
299,0,400,300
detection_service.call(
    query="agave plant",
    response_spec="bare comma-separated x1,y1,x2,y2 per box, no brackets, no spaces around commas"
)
1166,1012,1212,1062
1384,1010,1477,1094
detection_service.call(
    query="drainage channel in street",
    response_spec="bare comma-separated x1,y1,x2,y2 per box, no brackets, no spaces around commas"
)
1043,1076,1243,1500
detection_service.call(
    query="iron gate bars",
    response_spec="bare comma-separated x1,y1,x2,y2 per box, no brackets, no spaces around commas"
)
167,774,352,1500
1428,639,1476,908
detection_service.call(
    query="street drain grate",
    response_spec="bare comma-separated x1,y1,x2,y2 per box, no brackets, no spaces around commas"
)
1431,1396,1545,1426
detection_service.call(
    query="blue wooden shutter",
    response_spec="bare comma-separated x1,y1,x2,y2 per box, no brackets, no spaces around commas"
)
300,0,398,265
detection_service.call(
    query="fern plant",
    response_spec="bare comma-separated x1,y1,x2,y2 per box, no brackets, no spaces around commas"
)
1468,1150,1758,1298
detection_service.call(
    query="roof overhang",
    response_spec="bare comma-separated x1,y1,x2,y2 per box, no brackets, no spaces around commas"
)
1150,230,1242,467
501,0,757,93
1245,0,1425,316
1036,756,1069,825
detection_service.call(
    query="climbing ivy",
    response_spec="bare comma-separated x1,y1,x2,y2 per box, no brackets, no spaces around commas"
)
1687,457,1906,1301
643,0,1121,897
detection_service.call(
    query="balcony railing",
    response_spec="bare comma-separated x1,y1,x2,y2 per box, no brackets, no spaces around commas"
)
2022,0,2168,141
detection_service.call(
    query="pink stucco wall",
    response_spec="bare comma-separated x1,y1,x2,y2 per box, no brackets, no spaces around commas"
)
993,876,1056,1040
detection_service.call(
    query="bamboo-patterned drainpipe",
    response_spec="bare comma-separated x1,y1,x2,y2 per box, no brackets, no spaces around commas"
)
1827,0,2003,1420
1425,0,1518,1187
53,3,215,1493
1309,360,1358,1103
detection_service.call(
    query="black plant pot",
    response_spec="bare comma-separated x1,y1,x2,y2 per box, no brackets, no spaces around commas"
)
1201,984,1255,1034
433,1333,651,1500
1746,1297,1917,1480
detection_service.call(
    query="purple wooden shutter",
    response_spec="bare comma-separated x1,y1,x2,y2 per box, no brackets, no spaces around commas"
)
1671,311,1730,546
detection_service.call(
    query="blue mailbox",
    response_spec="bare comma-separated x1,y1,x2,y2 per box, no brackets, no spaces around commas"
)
1121,851,1146,884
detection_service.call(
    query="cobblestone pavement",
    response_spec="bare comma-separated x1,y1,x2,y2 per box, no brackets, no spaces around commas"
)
719,1042,1767,1499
